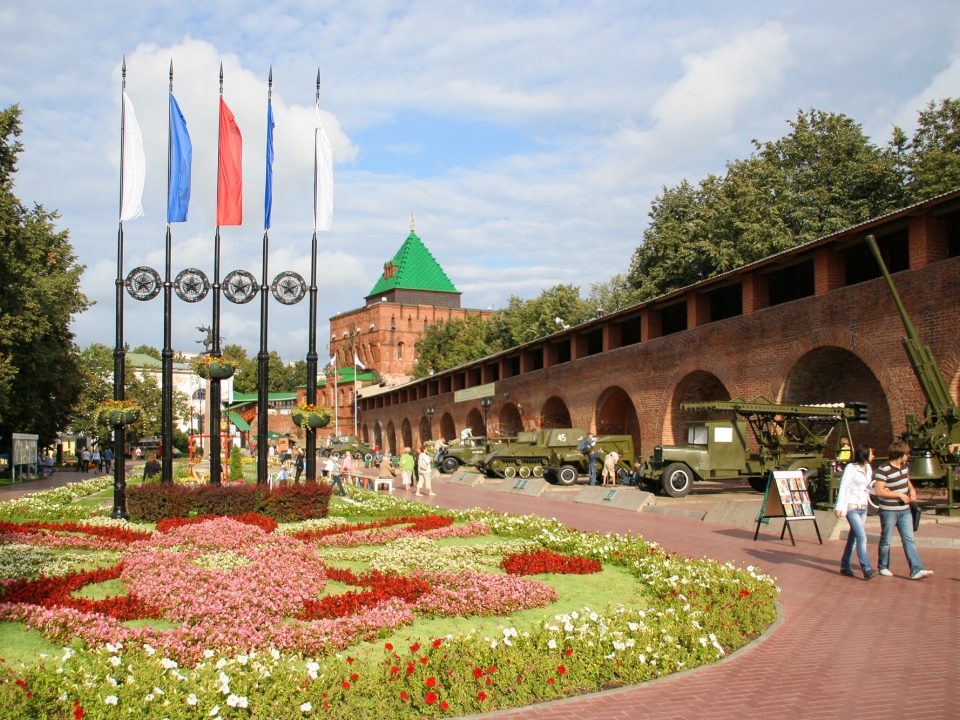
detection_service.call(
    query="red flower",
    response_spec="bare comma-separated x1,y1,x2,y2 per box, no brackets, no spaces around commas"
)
390,666,400,675
557,665,567,675
384,643,394,651
440,701,450,710
406,663,415,675
432,639,443,649
477,691,487,701
564,648,574,657
419,657,429,665
347,656,355,664
500,549,602,576
73,702,85,720
426,677,437,688
473,667,483,679
342,681,351,689
15,679,27,690
706,605,711,611
547,678,555,685
410,642,421,653
739,588,750,598
400,692,409,701
323,700,330,710
350,673,359,681
425,692,438,705
486,666,497,674
486,677,492,685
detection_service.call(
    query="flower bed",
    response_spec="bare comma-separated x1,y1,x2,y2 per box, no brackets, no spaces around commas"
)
0,485,779,720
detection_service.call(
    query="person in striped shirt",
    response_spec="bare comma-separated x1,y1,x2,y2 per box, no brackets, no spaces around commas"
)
874,440,933,580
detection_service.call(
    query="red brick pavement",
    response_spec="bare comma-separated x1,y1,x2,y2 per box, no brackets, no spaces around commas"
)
407,483,958,720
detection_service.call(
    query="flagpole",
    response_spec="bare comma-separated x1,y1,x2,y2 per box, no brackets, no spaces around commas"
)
256,67,272,486
209,63,225,487
112,56,129,519
160,60,175,484
353,351,358,437
305,69,321,481
334,356,339,437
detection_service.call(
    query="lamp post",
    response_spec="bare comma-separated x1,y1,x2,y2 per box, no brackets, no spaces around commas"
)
479,397,491,439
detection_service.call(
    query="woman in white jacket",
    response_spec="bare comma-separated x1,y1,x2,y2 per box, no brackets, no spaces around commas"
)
415,445,436,497
834,444,878,579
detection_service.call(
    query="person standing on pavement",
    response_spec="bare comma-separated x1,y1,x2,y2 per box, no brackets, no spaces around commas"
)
399,447,415,490
329,457,346,496
294,447,304,485
103,448,113,474
583,433,599,486
415,444,435,496
875,441,933,580
81,448,91,473
340,452,354,489
834,443,879,580
602,450,620,486
92,448,102,473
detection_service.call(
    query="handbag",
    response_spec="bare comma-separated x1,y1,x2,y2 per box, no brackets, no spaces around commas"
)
910,503,922,532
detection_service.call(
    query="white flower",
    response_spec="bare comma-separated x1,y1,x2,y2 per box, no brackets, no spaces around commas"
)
145,693,155,702
589,612,599,622
153,686,164,695
143,644,156,656
216,658,228,669
104,695,119,706
209,706,221,717
106,643,119,653
638,655,646,664
107,676,118,687
187,694,198,706
270,648,281,660
237,654,248,665
547,639,557,649
300,701,313,712
161,658,178,669
109,656,122,667
628,622,638,632
237,696,249,708
227,694,241,708
204,649,216,658
746,565,754,572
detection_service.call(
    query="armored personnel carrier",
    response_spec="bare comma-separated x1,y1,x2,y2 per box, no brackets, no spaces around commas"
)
321,434,375,461
436,436,515,474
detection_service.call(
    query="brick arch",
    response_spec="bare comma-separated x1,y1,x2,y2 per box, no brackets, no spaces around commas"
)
779,346,893,452
373,422,383,451
385,421,396,455
439,412,456,442
595,386,641,457
652,355,741,447
418,415,432,443
663,371,732,445
400,418,413,450
540,396,572,429
361,424,369,443
499,402,523,436
465,408,485,437
935,342,960,407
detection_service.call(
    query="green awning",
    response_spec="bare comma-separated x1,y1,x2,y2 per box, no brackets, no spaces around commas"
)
228,411,251,431
253,431,288,440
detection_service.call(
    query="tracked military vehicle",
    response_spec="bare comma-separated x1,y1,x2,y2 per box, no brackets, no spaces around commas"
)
436,436,516,474
321,434,374,461
477,428,635,485
639,399,866,498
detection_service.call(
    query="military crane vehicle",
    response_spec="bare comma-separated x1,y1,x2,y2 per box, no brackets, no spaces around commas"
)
640,399,867,498
866,234,960,514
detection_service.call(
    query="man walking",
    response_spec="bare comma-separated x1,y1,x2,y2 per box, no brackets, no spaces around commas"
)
583,433,599,486
103,447,114,474
875,440,933,580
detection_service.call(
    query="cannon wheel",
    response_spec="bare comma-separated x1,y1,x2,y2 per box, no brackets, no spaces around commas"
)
440,456,460,475
556,465,579,486
661,463,693,498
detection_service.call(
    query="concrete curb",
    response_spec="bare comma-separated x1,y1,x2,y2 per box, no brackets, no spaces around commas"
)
493,478,548,497
455,600,786,720
642,505,708,521
575,486,654,512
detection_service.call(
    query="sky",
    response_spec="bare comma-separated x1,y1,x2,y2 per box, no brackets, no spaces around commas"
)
2,1,960,362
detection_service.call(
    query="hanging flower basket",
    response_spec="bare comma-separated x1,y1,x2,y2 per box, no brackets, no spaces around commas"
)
293,403,333,430
193,353,237,380
95,400,141,427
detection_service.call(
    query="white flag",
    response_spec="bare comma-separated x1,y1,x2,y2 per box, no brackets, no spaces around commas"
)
119,91,146,221
329,354,337,367
354,353,366,370
314,101,334,231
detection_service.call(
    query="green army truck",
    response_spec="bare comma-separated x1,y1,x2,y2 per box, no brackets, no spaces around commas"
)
640,399,866,498
436,436,523,474
477,428,635,485
321,435,375,461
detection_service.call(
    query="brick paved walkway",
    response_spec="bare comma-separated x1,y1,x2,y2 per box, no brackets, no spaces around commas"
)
411,483,958,720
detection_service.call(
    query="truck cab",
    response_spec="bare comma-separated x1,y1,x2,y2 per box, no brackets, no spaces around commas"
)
649,420,749,496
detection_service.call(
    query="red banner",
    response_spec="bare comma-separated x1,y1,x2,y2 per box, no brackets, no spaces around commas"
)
217,97,242,226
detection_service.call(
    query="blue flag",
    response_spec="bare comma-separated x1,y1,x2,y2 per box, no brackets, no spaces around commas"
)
167,94,192,223
264,98,274,229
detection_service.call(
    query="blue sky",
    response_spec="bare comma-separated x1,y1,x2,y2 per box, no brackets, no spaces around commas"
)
2,1,960,361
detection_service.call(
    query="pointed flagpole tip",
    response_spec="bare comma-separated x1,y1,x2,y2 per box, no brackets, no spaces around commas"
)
268,66,273,83
122,56,126,74
219,62,224,95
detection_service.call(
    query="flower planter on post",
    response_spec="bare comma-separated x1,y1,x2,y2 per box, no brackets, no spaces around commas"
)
207,361,235,380
293,410,331,430
193,354,238,381
107,408,141,427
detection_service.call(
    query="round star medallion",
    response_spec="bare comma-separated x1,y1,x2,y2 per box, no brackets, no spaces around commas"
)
271,271,307,305
124,266,161,301
222,270,259,305
174,268,210,303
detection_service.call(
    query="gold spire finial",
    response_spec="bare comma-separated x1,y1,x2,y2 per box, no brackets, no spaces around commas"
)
409,211,416,233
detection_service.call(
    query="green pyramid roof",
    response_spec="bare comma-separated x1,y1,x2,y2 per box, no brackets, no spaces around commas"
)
367,232,460,297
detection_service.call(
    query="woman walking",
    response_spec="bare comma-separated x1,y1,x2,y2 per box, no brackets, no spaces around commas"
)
415,444,436,497
834,443,879,580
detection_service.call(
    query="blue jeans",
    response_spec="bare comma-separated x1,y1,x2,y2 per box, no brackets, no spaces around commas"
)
878,508,924,576
588,454,598,485
841,508,872,574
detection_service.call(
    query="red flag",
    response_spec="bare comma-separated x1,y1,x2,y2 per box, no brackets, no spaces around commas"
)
217,97,242,226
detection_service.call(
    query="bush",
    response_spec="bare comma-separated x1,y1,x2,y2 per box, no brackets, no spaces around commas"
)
127,483,333,523
229,446,243,481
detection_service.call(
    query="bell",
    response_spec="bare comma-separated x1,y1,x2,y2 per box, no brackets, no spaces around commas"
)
908,451,942,481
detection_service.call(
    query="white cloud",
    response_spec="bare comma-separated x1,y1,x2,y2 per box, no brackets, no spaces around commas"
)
893,50,960,132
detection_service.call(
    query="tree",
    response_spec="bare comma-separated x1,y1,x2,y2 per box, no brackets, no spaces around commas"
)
131,344,161,360
226,344,295,394
72,343,115,448
0,105,89,453
588,273,645,316
413,314,493,379
628,109,904,300
893,98,960,202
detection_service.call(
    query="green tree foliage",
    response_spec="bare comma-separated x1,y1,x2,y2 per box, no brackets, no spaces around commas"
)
893,98,960,202
229,445,244,481
588,273,644,316
628,109,905,300
412,314,493,379
131,344,161,360
226,344,301,394
0,105,89,453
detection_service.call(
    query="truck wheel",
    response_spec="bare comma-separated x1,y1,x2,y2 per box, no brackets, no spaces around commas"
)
440,457,459,475
332,451,341,460
616,467,629,483
557,465,579,486
748,476,769,493
661,463,693,498
364,453,374,462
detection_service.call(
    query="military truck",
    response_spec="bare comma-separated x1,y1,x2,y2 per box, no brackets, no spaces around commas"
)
321,435,375,461
639,399,866,498
477,428,635,485
436,436,516,474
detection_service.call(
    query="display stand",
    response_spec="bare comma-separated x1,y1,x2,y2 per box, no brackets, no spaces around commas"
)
754,470,822,546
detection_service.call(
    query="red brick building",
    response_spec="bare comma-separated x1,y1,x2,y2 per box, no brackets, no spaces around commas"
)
356,190,960,458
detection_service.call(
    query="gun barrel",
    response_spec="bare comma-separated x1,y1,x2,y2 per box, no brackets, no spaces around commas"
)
865,235,923,344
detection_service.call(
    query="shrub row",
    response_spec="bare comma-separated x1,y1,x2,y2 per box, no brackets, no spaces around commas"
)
127,483,333,523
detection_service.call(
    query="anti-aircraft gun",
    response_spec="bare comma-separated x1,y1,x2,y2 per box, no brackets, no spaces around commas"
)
867,235,960,514
640,398,866,498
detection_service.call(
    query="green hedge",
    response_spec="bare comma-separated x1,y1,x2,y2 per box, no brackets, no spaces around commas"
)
127,483,333,523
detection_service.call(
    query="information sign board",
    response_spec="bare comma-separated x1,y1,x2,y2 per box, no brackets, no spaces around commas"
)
754,470,822,545
454,383,496,403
